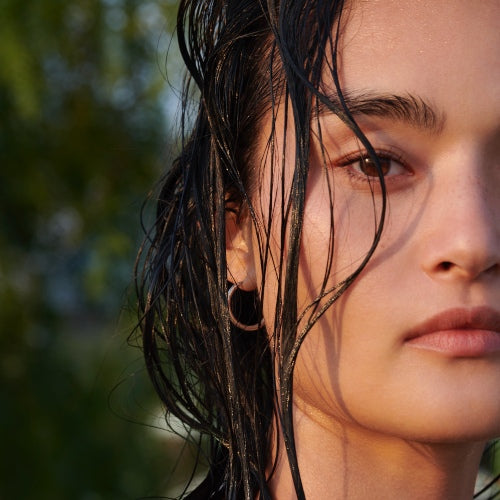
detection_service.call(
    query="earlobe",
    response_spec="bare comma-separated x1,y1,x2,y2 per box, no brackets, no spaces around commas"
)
226,211,257,291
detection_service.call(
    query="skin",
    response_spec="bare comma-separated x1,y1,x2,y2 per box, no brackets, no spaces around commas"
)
227,0,500,497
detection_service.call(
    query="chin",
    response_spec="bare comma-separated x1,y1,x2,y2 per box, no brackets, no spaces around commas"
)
344,389,500,446
429,420,500,444
389,407,500,445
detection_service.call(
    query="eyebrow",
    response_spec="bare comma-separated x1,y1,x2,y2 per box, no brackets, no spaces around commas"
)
316,89,446,133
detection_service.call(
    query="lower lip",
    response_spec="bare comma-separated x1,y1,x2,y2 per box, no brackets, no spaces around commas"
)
406,330,500,357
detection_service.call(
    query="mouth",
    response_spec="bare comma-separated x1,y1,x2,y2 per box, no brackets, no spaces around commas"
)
405,307,500,357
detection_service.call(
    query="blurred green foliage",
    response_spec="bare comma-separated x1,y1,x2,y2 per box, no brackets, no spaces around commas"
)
0,0,188,498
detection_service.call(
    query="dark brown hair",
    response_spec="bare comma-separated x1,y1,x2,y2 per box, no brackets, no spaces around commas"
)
134,0,498,498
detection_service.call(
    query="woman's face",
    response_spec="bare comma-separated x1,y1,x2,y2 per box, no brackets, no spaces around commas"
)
240,0,500,444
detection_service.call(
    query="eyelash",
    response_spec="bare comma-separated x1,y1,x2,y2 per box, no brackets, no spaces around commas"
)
334,148,411,184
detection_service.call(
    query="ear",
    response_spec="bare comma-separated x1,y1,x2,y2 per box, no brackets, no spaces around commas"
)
226,210,257,291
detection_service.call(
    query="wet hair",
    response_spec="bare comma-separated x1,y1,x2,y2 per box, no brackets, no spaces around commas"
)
135,0,497,498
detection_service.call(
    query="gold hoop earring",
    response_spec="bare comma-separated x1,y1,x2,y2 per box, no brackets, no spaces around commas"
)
227,284,265,332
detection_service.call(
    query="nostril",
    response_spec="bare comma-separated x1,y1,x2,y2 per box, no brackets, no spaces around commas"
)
438,261,453,271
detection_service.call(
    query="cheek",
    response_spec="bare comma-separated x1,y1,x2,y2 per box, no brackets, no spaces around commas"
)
297,173,381,313
292,176,388,417
291,288,397,434
291,173,409,425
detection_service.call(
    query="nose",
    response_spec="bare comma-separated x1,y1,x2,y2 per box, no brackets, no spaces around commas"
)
420,156,500,283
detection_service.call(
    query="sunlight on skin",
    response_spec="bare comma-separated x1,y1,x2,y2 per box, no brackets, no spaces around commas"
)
229,1,500,498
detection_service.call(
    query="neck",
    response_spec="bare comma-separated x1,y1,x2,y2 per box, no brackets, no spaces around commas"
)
268,403,485,499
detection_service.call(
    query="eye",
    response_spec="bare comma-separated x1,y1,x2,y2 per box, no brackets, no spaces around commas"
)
349,154,406,178
333,149,412,187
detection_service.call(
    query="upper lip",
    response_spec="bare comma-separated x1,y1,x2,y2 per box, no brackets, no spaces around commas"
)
405,306,500,341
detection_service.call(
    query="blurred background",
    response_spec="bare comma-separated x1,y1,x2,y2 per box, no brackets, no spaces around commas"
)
0,0,193,498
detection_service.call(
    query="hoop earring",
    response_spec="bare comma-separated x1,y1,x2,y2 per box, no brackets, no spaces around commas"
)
227,284,265,332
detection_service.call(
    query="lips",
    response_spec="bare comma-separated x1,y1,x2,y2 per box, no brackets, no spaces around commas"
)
405,307,500,356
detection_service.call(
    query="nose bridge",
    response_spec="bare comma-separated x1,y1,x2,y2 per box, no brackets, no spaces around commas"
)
420,147,500,281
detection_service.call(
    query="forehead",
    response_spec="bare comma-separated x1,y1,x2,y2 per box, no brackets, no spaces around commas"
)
335,0,500,125
339,0,500,62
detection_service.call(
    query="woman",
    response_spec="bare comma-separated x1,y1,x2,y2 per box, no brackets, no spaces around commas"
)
136,0,500,498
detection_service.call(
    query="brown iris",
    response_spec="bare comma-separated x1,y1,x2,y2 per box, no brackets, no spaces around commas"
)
359,156,391,177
